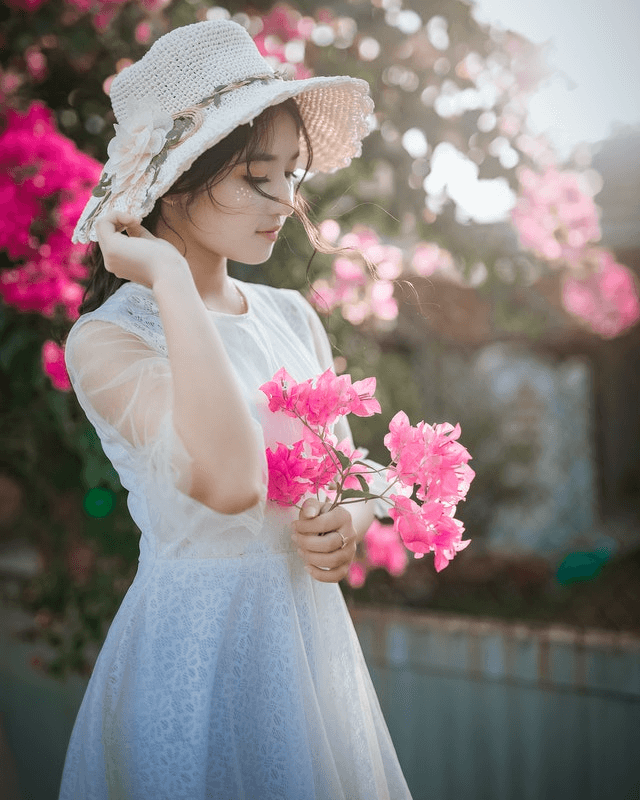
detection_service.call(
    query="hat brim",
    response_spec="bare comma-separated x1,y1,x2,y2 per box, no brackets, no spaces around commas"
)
73,75,372,244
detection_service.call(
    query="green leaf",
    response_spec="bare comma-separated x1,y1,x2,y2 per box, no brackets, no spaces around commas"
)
338,488,367,501
334,449,351,470
355,473,370,493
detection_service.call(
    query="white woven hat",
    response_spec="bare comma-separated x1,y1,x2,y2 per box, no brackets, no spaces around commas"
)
73,19,373,243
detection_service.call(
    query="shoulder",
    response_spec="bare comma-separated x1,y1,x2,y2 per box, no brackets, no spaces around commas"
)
68,282,166,354
244,281,317,325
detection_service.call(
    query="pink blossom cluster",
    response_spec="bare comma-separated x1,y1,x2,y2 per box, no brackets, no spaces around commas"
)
512,166,639,337
310,223,401,325
411,241,456,279
254,5,316,80
384,411,473,571
0,103,101,319
261,367,380,505
261,367,473,575
511,167,601,266
562,249,640,339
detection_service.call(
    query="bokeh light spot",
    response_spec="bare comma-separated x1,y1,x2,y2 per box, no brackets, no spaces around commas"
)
402,128,428,159
83,487,115,518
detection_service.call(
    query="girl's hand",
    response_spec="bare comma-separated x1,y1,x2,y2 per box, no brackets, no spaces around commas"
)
94,210,190,289
292,498,357,583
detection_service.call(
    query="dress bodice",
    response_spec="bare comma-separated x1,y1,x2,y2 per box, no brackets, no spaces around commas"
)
65,280,330,561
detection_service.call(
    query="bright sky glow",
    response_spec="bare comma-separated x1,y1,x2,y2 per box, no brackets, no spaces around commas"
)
424,143,516,224
472,0,640,158
435,0,640,223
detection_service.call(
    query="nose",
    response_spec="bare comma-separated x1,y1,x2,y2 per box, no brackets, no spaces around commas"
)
270,175,295,217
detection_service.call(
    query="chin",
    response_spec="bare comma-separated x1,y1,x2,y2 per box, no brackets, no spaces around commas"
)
233,248,275,266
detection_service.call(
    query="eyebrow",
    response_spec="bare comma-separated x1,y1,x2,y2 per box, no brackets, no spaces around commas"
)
238,150,300,164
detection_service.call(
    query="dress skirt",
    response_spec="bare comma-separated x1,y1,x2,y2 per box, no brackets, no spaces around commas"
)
58,547,413,800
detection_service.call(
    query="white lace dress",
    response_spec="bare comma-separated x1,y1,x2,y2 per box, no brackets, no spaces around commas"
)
59,279,413,800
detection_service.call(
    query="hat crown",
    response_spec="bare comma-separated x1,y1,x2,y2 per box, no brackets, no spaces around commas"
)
110,20,274,122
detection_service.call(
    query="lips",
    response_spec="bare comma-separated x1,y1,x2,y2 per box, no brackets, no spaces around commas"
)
257,227,282,241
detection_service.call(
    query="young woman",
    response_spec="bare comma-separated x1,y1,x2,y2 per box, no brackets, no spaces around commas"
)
60,19,413,800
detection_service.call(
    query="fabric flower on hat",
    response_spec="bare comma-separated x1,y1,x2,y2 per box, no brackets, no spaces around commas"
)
104,99,173,196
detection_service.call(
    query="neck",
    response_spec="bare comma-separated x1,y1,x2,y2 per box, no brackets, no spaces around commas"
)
154,217,245,315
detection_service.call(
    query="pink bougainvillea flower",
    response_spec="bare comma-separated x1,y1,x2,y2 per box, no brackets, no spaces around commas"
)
334,257,366,285
42,340,71,391
363,519,408,576
266,441,316,506
389,495,469,571
388,494,433,558
307,225,405,327
300,368,353,427
412,242,455,278
413,422,475,505
318,218,340,244
300,427,340,492
385,414,474,505
260,367,299,416
383,411,423,484
310,279,338,313
348,377,381,417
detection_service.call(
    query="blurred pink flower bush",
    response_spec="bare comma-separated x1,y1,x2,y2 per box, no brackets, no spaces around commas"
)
0,102,101,319
511,165,639,336
310,223,461,326
254,4,316,79
42,340,71,391
511,167,601,265
309,224,401,325
562,249,640,339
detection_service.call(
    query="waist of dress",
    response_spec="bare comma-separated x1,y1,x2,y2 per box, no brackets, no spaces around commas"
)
140,534,300,562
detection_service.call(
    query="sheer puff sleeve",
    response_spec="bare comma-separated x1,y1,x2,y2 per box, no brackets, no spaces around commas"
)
65,288,266,558
65,318,192,494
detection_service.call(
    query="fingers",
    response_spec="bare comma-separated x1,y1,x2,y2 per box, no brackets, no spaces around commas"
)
95,210,142,241
294,504,347,536
298,539,355,569
298,497,330,521
293,528,348,554
292,503,356,583
303,561,352,584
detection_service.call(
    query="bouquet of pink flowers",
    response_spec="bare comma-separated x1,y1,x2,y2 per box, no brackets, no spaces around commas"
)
260,367,474,573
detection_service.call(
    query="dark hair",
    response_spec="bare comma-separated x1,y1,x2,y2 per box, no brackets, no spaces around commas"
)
79,97,327,314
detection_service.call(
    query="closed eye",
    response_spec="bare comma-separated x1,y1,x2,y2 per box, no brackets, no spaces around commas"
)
243,172,299,185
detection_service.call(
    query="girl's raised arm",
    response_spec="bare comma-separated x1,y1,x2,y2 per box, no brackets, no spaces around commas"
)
92,212,264,515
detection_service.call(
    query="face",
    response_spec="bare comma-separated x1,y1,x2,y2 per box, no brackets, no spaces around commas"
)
161,109,300,268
